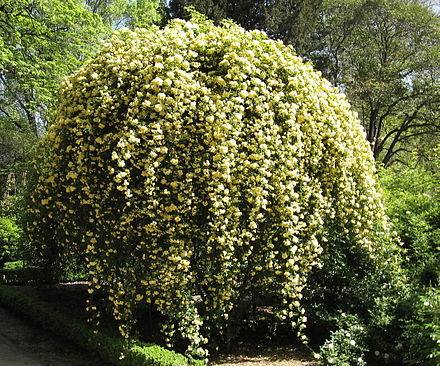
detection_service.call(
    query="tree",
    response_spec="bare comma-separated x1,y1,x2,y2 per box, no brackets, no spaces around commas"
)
85,0,166,28
315,0,440,166
168,0,322,54
0,0,165,138
0,0,108,135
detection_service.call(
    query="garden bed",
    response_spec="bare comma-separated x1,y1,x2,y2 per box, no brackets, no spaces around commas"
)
4,283,315,366
0,284,201,366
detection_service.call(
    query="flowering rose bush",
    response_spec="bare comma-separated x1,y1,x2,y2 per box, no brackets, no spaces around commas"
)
27,16,390,357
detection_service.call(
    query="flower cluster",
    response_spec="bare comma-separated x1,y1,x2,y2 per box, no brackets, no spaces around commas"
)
27,17,388,358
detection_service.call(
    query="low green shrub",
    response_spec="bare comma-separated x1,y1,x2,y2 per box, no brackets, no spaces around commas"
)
317,314,367,366
0,216,21,267
0,285,202,366
3,260,24,270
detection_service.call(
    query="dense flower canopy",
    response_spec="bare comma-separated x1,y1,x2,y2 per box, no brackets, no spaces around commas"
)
28,16,388,357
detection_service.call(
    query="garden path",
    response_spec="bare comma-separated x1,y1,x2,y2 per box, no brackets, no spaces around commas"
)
0,306,105,365
211,346,317,366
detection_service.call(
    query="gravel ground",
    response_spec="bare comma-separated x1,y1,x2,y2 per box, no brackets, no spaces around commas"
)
210,345,316,366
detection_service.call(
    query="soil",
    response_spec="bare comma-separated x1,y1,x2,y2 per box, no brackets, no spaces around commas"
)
210,345,317,365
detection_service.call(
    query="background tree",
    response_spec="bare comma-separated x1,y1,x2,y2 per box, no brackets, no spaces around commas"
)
0,0,165,135
85,0,166,28
0,0,165,199
0,0,108,205
0,0,107,135
168,0,322,55
314,0,440,166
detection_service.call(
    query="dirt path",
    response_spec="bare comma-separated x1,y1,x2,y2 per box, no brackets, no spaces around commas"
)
211,346,317,366
0,306,106,366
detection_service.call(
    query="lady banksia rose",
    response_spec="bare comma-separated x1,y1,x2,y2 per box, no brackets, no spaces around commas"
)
27,15,388,358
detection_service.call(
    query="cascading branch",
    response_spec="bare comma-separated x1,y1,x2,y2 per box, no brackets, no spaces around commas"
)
27,15,389,358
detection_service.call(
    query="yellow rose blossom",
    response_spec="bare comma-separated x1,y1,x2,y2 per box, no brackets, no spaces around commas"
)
27,16,391,359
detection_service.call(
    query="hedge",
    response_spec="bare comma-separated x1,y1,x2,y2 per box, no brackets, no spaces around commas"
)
0,285,203,366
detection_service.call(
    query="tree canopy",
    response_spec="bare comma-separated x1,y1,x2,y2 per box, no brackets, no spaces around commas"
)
85,0,165,28
0,0,107,134
314,0,440,166
168,0,322,55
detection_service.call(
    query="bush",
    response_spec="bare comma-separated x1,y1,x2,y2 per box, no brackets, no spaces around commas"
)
318,313,367,366
0,216,21,267
380,166,439,287
304,227,407,365
401,288,440,366
27,14,392,357
308,165,439,366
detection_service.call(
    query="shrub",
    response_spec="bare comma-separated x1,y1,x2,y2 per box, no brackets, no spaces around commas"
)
401,288,440,366
317,313,367,366
380,166,439,287
27,14,391,357
304,227,407,365
308,165,439,366
0,216,21,267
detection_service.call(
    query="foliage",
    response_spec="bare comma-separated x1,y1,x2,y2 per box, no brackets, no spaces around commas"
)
380,166,440,287
0,117,37,222
315,0,440,166
168,0,322,55
304,224,407,364
317,314,367,366
0,0,108,134
308,164,439,365
0,118,36,174
0,284,202,366
27,14,392,358
401,288,440,366
304,227,404,320
0,216,21,267
3,260,23,270
85,0,166,28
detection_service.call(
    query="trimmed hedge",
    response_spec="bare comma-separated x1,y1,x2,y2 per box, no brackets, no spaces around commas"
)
0,285,203,366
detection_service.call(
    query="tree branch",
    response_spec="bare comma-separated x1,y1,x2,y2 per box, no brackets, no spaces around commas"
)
0,106,23,130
